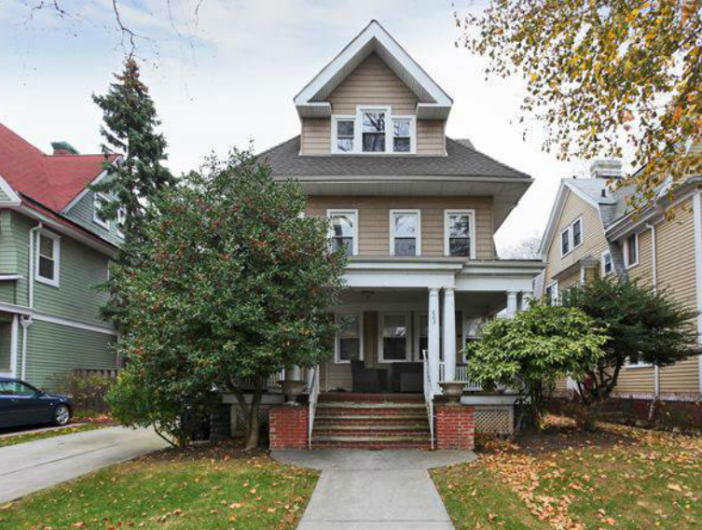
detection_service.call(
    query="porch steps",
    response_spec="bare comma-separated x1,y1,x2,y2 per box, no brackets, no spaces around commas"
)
311,393,431,450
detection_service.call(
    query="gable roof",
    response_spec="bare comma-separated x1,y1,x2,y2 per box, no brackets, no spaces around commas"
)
262,136,529,179
294,20,453,120
0,121,118,212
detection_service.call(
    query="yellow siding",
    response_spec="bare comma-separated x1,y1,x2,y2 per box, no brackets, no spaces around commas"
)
544,190,608,284
655,200,700,394
627,228,654,287
307,196,495,259
300,53,445,155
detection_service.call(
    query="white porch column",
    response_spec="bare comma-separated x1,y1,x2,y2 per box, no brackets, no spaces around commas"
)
428,288,441,394
442,287,456,382
521,291,534,310
506,291,519,318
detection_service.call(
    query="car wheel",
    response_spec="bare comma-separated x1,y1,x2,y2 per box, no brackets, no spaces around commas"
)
53,404,71,426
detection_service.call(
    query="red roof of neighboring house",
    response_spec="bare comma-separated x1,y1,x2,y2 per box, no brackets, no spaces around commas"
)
0,121,118,211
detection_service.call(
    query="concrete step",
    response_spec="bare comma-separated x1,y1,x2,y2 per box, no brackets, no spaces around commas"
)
311,435,432,450
314,424,430,434
314,418,429,428
315,413,427,421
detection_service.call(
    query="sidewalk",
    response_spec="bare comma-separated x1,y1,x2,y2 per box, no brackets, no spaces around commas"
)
0,426,168,503
273,449,475,530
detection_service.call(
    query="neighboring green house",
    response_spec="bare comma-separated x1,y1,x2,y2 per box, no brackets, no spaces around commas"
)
0,121,123,388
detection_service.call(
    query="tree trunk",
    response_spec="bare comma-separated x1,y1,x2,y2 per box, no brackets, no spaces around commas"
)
244,377,263,451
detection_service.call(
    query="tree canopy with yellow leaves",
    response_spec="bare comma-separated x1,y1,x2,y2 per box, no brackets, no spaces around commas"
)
456,1,702,209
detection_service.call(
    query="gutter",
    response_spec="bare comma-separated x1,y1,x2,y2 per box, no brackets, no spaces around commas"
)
21,222,41,380
647,222,660,398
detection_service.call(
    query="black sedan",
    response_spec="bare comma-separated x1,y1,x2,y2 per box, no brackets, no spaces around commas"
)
0,377,73,429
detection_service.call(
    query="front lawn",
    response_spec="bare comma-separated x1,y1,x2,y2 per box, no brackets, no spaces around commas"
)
0,443,318,530
432,416,702,530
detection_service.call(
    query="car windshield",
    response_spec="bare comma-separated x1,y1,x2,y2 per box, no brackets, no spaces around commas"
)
0,381,38,396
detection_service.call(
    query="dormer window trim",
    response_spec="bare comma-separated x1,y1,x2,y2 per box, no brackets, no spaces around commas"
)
331,106,416,155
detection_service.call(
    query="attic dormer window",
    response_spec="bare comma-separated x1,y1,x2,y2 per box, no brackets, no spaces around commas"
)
331,106,415,155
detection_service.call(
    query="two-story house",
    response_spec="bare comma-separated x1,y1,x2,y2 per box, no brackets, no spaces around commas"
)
539,159,702,420
257,21,543,449
0,121,122,389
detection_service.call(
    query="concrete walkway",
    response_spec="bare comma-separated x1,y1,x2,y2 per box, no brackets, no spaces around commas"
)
273,449,476,530
0,426,168,503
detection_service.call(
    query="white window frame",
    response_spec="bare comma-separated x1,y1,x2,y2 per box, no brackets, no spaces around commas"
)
35,231,61,287
116,207,126,238
444,209,476,258
330,106,416,155
461,315,482,363
389,209,421,256
334,312,364,364
601,250,614,276
327,209,359,256
624,233,639,269
93,193,110,229
378,312,412,363
414,312,428,362
625,357,653,369
545,281,559,306
560,216,584,257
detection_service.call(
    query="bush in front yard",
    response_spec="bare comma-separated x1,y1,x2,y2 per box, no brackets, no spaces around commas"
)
464,303,608,430
51,371,116,416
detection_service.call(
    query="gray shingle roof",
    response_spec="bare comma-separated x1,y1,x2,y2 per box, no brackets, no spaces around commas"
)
260,136,530,179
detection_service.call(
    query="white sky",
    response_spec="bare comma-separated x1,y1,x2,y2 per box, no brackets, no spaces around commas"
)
0,0,582,253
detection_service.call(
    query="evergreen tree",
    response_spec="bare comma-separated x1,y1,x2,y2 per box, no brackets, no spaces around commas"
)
92,58,174,249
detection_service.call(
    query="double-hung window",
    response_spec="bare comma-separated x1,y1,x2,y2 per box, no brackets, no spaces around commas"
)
545,282,559,306
379,313,411,362
36,232,60,287
331,107,415,154
444,210,475,257
328,210,358,257
93,193,110,229
624,233,638,268
335,313,362,363
560,217,583,257
390,210,420,256
601,250,614,276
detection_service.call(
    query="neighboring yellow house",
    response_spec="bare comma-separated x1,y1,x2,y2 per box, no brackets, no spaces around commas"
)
538,160,702,406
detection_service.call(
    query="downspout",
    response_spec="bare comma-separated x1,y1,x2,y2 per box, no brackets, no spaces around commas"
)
646,222,661,407
21,223,41,380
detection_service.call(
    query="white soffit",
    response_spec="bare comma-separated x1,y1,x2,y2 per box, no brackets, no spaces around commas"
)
294,20,453,118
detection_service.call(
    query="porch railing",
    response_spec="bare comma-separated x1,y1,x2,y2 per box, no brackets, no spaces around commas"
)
237,370,285,392
308,365,320,449
439,363,482,391
422,350,435,450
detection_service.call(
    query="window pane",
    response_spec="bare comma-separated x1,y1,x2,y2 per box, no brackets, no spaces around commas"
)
362,112,385,133
39,235,53,258
338,315,359,339
394,119,410,137
464,317,484,338
383,315,407,334
393,138,410,152
627,235,637,263
394,238,416,256
39,256,54,280
561,230,570,254
337,120,354,137
449,238,471,256
337,138,354,152
331,237,353,256
339,338,360,361
331,215,354,237
383,338,407,360
394,214,417,237
362,133,385,152
573,220,582,246
449,215,471,237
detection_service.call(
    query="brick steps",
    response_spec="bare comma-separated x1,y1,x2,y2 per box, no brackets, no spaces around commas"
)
311,393,431,449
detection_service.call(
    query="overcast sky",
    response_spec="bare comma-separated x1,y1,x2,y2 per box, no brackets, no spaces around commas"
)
0,0,582,253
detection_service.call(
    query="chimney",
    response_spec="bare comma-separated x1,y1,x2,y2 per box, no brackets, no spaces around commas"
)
590,159,622,179
51,141,79,156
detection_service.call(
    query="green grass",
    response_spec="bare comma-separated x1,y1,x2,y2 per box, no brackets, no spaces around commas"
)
432,417,702,530
0,443,318,530
0,423,106,448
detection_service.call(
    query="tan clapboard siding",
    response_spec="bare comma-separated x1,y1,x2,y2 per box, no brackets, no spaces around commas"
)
544,190,609,284
558,270,582,292
328,53,418,115
307,196,495,259
300,53,445,155
300,119,330,154
555,378,568,392
655,200,700,394
416,120,445,155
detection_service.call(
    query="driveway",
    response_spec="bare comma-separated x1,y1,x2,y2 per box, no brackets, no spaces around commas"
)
0,426,168,503
273,449,476,530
